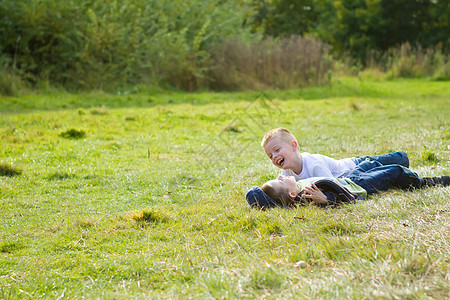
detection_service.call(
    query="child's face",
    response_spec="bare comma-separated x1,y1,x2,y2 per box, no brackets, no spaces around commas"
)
263,136,298,170
267,175,299,198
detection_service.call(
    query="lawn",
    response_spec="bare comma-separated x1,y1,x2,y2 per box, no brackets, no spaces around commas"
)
0,77,449,298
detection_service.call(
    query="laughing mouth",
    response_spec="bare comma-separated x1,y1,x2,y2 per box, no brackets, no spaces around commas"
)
277,158,285,167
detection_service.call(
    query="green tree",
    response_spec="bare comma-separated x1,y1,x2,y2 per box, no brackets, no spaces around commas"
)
247,0,318,37
328,0,385,61
420,0,449,49
247,0,449,62
377,0,446,50
326,0,449,61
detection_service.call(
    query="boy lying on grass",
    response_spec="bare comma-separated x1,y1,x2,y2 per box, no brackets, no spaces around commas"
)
262,127,410,180
246,160,449,209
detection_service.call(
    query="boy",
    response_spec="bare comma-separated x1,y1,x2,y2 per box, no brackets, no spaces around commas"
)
262,127,410,180
246,160,449,209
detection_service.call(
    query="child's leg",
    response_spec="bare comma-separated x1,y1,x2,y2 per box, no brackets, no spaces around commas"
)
354,151,409,168
352,160,383,172
347,162,424,194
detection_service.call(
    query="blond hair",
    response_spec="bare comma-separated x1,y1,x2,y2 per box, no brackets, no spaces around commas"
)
261,181,295,207
261,127,297,148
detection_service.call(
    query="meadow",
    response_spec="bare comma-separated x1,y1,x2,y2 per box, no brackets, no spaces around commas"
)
0,77,449,298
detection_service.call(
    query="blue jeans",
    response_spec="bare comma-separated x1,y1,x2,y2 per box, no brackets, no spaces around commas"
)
353,151,409,168
347,161,424,194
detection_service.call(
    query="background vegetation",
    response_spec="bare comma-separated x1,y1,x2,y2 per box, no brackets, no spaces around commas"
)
1,0,448,94
249,0,448,58
0,78,449,298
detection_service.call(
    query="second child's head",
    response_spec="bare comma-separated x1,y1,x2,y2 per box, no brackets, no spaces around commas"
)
261,128,300,170
261,175,299,206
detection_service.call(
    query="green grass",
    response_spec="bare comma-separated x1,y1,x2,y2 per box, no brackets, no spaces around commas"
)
0,78,449,298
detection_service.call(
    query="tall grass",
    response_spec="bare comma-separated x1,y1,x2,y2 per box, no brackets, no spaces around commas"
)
386,43,450,80
0,55,26,96
357,43,450,80
0,70,25,96
207,35,332,91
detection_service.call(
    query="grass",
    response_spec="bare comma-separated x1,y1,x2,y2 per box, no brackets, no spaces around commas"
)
0,162,22,177
0,77,449,298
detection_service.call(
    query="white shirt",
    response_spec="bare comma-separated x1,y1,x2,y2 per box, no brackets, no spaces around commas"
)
281,152,356,180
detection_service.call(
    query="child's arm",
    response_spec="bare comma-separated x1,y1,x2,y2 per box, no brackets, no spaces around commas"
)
301,183,329,205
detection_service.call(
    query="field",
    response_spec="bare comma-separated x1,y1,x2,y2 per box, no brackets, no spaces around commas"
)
0,78,449,298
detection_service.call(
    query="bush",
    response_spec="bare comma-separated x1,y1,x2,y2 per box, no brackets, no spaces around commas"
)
348,43,450,80
0,56,26,96
0,71,24,96
206,35,332,90
385,43,449,79
0,0,255,91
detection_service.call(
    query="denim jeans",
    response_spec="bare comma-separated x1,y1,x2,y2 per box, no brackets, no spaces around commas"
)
347,160,424,194
353,151,409,168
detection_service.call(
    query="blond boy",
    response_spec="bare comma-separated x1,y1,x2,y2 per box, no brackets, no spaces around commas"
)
261,128,409,181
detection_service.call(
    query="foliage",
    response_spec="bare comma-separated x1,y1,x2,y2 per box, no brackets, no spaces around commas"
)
207,35,332,90
1,0,448,92
325,0,384,62
359,43,450,80
0,78,449,298
386,44,450,79
379,0,448,50
0,55,26,96
248,0,449,64
0,70,24,96
331,0,449,62
0,0,255,91
247,0,318,36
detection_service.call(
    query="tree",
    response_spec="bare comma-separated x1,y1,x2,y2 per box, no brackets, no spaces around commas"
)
247,0,449,62
317,0,449,61
247,0,318,37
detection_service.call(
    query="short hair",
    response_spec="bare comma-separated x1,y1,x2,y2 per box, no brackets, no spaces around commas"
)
261,128,297,148
261,181,295,207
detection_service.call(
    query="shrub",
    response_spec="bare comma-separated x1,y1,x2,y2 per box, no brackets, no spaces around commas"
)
206,35,332,91
0,56,26,96
349,43,450,79
0,71,21,96
385,43,449,79
0,0,254,91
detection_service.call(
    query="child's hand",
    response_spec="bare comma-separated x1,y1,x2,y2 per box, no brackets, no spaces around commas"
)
301,183,328,205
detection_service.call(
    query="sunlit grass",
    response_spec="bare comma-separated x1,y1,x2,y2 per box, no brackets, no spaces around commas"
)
0,78,449,298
